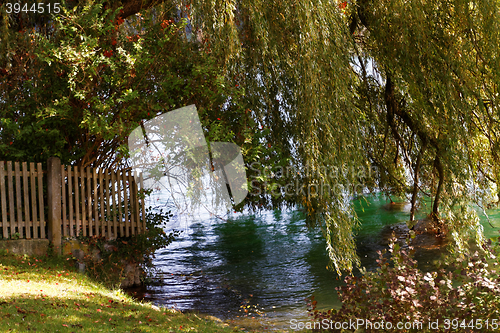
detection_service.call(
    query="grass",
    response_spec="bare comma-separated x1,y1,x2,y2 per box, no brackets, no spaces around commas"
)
0,250,243,332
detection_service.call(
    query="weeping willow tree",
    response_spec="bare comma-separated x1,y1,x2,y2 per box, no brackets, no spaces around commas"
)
351,0,500,252
2,0,500,273
181,0,500,272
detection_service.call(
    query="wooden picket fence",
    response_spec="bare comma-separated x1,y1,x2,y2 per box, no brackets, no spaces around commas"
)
61,164,146,239
0,158,146,243
0,161,45,239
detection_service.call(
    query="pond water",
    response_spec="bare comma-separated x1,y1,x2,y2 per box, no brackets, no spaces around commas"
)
126,194,500,331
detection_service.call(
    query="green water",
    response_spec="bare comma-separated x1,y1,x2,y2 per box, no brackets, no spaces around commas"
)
127,194,500,330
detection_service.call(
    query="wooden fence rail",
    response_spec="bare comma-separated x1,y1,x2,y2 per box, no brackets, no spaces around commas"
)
0,158,146,248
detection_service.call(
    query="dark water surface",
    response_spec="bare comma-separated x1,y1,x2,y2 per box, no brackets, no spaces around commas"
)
126,195,500,330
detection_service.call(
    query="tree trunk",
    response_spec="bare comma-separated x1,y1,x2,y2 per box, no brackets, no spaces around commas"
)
431,154,444,230
410,142,426,223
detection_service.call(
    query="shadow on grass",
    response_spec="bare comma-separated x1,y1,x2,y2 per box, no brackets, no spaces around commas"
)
0,250,238,333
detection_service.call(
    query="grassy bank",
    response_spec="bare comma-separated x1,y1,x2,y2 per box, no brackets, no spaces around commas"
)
0,250,241,332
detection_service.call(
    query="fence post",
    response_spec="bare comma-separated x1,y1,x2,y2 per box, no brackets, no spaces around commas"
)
47,157,62,254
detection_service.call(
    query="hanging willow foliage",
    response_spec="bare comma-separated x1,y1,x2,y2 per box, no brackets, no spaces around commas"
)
1,0,500,273
182,0,500,273
183,0,367,273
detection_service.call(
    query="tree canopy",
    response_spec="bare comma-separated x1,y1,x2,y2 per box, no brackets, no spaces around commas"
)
1,0,500,273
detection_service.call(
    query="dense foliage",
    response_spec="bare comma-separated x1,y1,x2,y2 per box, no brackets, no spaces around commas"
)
2,0,500,273
0,1,253,170
310,236,500,332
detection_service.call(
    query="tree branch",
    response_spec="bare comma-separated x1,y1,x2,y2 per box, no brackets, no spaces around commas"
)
109,0,172,19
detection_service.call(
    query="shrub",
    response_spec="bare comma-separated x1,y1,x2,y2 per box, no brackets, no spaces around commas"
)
77,206,179,288
309,235,500,332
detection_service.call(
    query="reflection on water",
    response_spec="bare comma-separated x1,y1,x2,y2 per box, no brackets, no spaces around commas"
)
126,195,500,330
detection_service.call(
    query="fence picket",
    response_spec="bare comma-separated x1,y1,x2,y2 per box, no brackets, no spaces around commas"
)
7,162,14,237
122,171,129,237
116,172,123,237
134,174,140,234
74,166,80,237
37,163,45,238
22,162,30,238
140,172,145,233
133,172,139,234
86,168,92,236
30,163,37,238
104,170,110,238
128,171,135,235
93,168,99,236
81,167,86,237
99,170,105,237
0,162,7,239
111,172,117,239
68,166,74,237
61,164,67,237
15,162,23,238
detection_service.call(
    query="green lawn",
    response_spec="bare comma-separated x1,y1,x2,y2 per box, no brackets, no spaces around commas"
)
0,250,241,332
